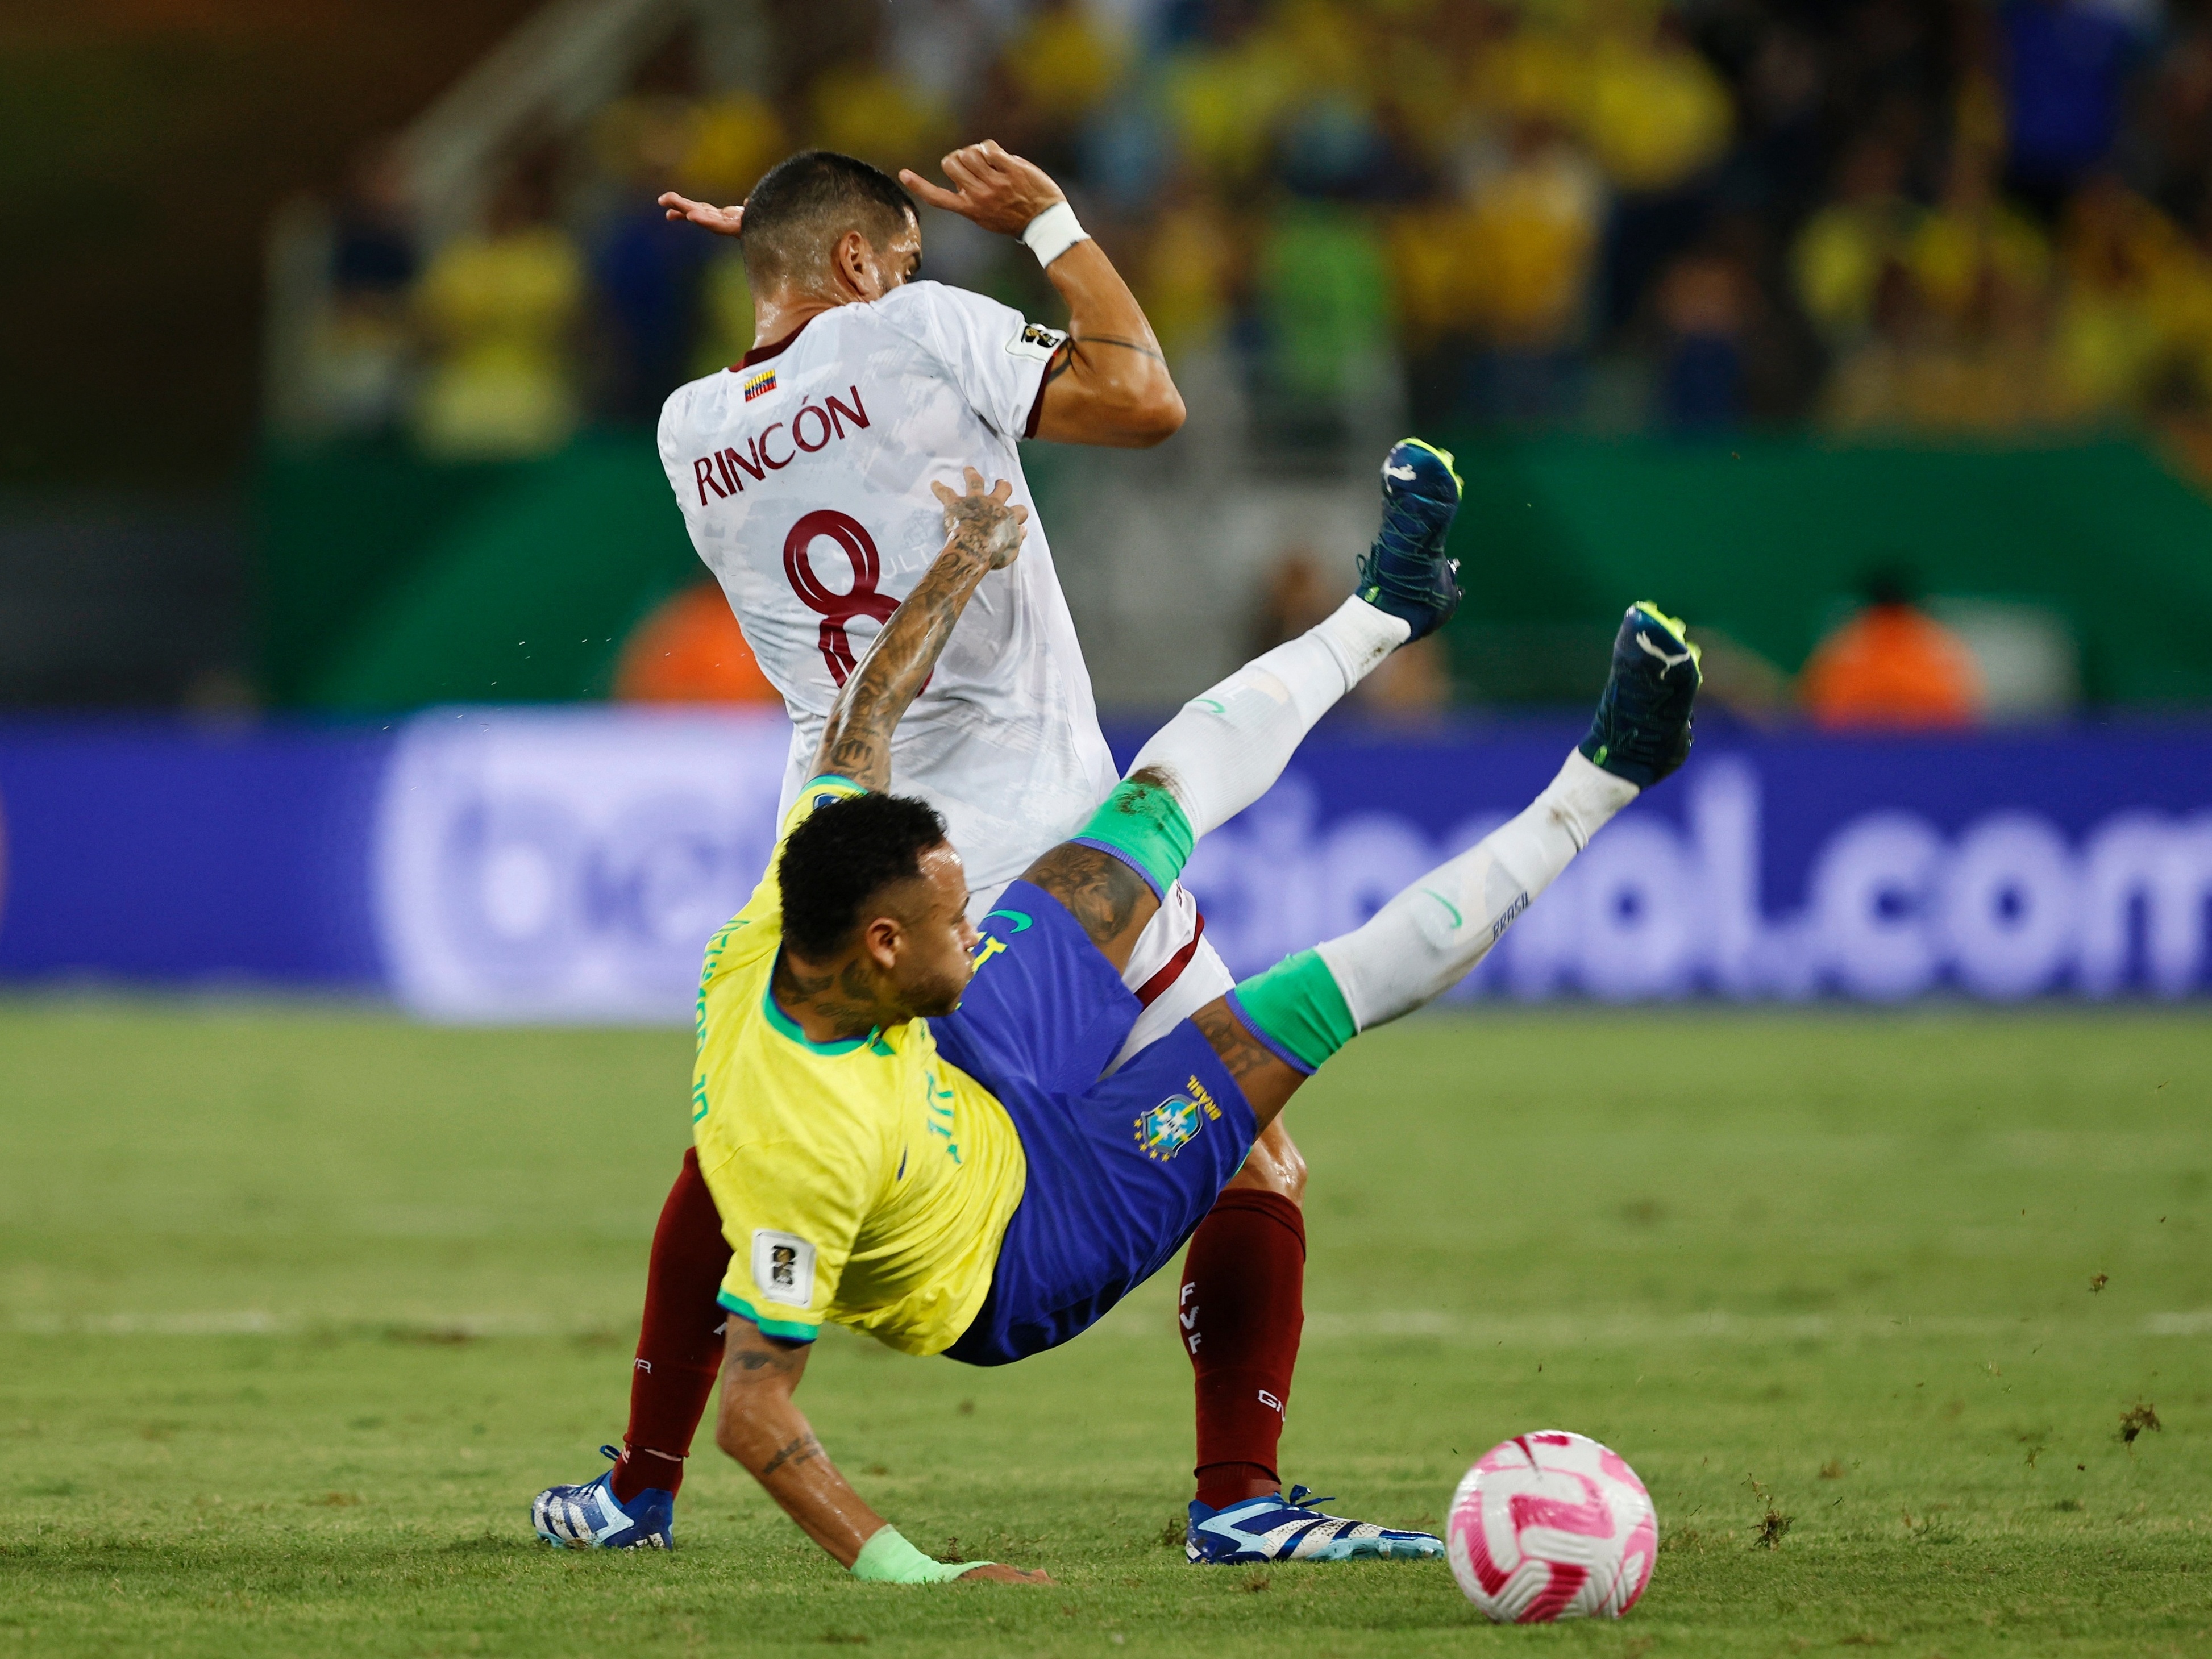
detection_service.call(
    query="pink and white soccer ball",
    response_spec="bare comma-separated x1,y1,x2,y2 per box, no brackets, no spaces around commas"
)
1447,1431,1657,1623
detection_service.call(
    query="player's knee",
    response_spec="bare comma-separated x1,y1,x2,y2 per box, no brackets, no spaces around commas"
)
1227,1124,1307,1204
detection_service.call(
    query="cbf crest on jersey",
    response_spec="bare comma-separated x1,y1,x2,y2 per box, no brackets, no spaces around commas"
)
1134,1075,1224,1161
1136,1095,1202,1160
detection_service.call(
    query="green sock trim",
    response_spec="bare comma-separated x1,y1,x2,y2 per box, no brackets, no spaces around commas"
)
1233,949,1358,1072
1074,780,1195,895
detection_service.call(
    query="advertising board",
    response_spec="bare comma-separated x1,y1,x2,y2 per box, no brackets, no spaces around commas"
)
0,714,2193,1016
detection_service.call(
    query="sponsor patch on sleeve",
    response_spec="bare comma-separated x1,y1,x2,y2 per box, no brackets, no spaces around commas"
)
751,1230,817,1307
1005,321,1068,363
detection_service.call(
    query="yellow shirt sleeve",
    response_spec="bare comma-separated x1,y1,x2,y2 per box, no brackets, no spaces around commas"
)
705,1115,879,1343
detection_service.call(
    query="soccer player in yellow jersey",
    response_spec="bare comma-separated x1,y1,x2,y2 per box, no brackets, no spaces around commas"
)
538,464,1701,1580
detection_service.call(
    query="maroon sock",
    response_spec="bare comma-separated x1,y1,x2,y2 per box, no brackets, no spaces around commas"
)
1180,1187,1305,1511
612,1148,733,1503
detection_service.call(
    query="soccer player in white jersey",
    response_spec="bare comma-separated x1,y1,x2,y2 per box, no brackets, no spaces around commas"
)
658,146,1155,914
545,145,1460,1560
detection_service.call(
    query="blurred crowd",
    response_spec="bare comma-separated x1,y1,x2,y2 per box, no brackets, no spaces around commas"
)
285,0,2212,457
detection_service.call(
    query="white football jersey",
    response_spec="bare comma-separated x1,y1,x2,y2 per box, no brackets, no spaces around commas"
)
658,280,1117,899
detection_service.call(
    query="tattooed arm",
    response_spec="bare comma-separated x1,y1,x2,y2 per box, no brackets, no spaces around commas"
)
710,1316,880,1563
809,467,1027,792
713,1315,1048,1581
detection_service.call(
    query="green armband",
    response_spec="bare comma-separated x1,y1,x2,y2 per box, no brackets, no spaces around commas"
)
851,1525,992,1583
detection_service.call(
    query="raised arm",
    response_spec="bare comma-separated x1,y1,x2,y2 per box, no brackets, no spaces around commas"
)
899,143,1184,448
811,468,1026,790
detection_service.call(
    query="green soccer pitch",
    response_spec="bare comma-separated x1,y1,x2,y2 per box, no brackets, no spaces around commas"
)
2,1000,2207,1656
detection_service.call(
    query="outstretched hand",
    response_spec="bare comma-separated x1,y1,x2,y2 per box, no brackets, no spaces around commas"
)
659,191,743,236
900,142,1066,238
959,1563,1055,1585
931,467,1028,571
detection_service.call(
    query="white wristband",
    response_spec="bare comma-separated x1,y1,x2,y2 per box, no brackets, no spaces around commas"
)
1020,201,1088,268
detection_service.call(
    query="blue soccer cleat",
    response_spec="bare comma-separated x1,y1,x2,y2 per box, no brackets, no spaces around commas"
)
1186,1485,1445,1564
1579,601,1702,788
1357,439,1464,641
532,1446,673,1550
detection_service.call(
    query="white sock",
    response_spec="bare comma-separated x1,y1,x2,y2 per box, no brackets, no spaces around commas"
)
1129,597,1409,837
1316,751,1637,1028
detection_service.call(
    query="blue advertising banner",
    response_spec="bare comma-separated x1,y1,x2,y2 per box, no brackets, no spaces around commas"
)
1141,721,2191,1003
0,713,2193,1014
0,721,390,986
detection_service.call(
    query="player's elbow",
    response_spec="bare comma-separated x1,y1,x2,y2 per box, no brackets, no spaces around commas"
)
1121,384,1186,447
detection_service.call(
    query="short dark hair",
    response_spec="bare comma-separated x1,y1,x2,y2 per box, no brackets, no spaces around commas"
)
741,150,916,289
778,792,950,959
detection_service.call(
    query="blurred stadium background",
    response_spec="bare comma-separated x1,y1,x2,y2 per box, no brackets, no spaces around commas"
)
0,0,2206,1009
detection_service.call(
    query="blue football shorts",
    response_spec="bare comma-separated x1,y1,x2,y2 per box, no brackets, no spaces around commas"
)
933,879,1257,1366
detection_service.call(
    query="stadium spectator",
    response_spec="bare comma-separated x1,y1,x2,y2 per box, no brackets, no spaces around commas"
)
1800,567,1984,729
1251,198,1395,436
2051,172,2212,414
1793,136,1921,347
1461,113,1605,422
591,98,720,425
886,0,1015,118
2140,18,2212,222
1582,3,1736,339
1997,0,2147,218
1138,178,1237,360
1656,245,1753,428
410,164,582,461
1001,0,1135,142
809,61,953,175
1159,1,1299,185
296,141,421,438
286,0,2212,454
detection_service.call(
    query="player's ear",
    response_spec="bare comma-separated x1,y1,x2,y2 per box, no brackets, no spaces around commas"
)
859,912,902,972
831,228,876,298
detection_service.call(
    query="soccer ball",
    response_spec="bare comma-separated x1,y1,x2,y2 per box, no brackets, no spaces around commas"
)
1446,1430,1656,1623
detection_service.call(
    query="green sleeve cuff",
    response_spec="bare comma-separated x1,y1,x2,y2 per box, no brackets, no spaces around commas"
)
1073,779,1195,895
717,1290,818,1344
851,1525,993,1583
1230,947,1357,1072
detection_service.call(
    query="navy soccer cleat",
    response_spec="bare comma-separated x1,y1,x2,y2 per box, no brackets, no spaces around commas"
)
1579,601,1702,788
532,1446,673,1550
1356,439,1464,640
1186,1485,1445,1564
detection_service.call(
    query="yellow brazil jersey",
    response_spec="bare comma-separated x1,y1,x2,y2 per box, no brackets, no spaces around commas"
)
691,776,1026,1356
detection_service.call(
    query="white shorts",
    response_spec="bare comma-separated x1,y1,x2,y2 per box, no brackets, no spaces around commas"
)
1108,878,1237,1074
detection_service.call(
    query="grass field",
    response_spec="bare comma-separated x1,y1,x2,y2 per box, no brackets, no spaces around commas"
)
2,1000,2209,1656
